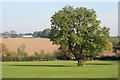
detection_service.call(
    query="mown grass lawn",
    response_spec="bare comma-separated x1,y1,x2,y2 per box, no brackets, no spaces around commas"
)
2,61,118,78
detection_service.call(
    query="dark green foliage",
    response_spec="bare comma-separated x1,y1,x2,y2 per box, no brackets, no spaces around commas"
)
99,55,119,61
53,51,72,60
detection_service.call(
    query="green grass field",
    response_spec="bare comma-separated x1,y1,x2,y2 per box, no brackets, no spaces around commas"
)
2,61,118,78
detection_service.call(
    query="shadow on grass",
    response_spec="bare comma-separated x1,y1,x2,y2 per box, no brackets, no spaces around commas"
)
9,64,73,67
85,63,113,65
9,63,113,67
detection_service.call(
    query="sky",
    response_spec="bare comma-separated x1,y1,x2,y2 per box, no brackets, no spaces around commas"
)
1,2,119,36
118,2,120,36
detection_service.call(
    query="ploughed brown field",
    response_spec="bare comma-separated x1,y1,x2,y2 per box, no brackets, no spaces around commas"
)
1,38,113,56
1,38,59,55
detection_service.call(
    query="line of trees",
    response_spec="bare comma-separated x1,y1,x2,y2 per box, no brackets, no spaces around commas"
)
1,43,119,62
0,43,73,61
0,28,51,38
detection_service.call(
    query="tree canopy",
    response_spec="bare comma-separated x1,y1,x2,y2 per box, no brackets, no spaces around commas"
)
49,5,111,66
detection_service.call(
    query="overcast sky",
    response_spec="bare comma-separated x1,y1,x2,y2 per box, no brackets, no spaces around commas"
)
2,2,118,36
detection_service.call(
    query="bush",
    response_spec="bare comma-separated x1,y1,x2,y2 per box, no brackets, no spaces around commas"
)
54,51,72,60
99,55,118,61
34,50,57,61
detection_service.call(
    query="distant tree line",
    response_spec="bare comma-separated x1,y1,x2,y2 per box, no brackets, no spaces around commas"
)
0,28,51,38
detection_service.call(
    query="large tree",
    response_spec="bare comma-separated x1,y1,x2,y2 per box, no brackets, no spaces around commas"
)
49,6,111,66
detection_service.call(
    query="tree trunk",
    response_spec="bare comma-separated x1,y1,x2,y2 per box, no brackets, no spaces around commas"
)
72,52,84,66
77,59,83,66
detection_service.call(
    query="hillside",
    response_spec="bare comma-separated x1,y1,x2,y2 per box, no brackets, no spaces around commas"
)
1,38,59,55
